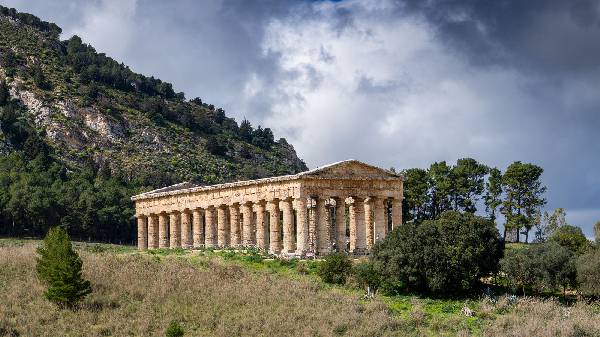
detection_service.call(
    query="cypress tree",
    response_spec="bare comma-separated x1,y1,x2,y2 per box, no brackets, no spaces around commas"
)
36,227,92,308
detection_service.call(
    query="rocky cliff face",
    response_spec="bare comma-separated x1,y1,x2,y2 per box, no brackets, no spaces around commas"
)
0,9,307,187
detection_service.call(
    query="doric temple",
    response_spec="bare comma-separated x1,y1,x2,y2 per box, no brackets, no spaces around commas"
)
132,160,403,256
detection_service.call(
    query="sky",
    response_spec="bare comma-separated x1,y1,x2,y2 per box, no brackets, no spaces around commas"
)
3,0,600,237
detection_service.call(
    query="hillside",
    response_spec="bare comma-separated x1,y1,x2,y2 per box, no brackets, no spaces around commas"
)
0,5,306,242
0,5,306,187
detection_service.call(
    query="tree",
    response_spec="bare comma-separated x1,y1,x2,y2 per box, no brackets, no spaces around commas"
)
549,225,590,255
576,248,600,297
594,221,600,243
484,167,503,221
501,243,576,296
401,168,429,223
239,118,253,142
428,161,453,219
500,247,538,295
500,162,547,243
532,242,576,296
535,208,567,243
317,252,353,285
371,211,502,295
36,227,92,308
451,158,488,213
0,80,10,106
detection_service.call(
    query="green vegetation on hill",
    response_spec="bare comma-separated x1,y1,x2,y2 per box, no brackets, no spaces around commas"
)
0,5,307,242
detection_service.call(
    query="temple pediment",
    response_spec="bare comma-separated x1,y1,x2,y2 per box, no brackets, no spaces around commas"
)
298,160,401,180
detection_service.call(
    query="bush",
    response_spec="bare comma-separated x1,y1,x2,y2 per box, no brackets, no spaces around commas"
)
317,252,353,285
549,225,590,255
36,227,92,308
165,320,184,337
576,248,600,297
352,261,381,295
371,211,502,295
501,242,575,295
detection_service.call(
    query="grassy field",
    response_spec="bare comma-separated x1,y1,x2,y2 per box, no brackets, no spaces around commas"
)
0,239,599,337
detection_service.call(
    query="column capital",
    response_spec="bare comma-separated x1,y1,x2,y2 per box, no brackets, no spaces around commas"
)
182,208,192,214
135,214,147,219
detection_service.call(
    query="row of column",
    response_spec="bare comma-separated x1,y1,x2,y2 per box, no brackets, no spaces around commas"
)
137,196,401,255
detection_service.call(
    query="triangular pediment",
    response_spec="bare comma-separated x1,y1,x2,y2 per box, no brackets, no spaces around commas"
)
298,160,400,180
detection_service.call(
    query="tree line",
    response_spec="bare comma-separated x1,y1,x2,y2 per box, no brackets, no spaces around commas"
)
401,158,546,242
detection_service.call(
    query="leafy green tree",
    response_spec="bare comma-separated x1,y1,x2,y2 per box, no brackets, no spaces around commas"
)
500,162,547,243
594,221,600,243
317,252,353,285
401,168,429,223
500,247,538,295
428,161,453,219
576,247,600,297
36,227,92,308
484,167,503,221
372,211,502,295
549,225,590,255
532,242,576,295
451,158,488,213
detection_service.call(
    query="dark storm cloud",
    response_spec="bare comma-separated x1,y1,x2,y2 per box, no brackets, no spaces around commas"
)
397,0,600,75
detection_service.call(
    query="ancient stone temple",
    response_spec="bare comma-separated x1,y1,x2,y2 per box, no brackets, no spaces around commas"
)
132,160,403,256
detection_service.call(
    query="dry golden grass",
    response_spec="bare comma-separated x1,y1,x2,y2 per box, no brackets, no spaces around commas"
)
1,243,599,337
0,244,403,337
483,297,600,337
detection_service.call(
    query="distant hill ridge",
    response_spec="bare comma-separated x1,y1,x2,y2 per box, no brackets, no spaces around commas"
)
0,4,307,188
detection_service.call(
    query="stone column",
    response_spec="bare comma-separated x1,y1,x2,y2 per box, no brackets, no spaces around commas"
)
364,198,374,249
192,208,204,248
308,198,317,253
217,205,228,247
281,198,294,253
268,199,281,254
229,203,241,247
148,214,159,249
295,197,308,255
169,211,181,248
205,206,217,247
158,212,169,248
241,201,254,246
392,197,402,229
255,201,267,250
334,198,346,252
137,215,148,250
181,210,192,249
373,197,386,242
316,196,332,254
349,197,366,254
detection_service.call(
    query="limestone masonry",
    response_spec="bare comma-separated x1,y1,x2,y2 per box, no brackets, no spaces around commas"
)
132,160,403,256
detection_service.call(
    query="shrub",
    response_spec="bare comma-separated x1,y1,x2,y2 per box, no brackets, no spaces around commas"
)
549,225,590,255
296,261,309,275
36,227,92,308
165,320,184,337
352,261,381,295
317,252,353,285
576,248,600,297
501,242,575,295
371,211,502,295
